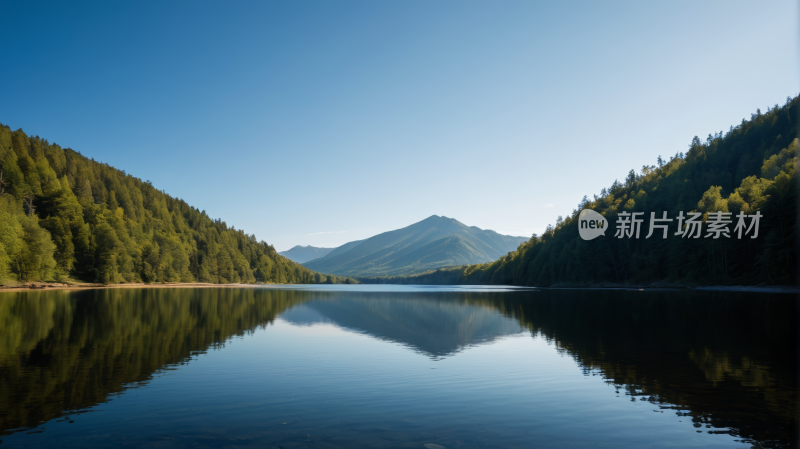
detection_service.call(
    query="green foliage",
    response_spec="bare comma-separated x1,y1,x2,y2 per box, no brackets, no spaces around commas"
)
697,186,727,213
0,195,57,282
0,125,356,285
376,98,799,286
17,214,57,281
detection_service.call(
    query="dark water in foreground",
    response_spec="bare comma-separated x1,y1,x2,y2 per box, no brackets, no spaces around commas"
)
0,286,796,449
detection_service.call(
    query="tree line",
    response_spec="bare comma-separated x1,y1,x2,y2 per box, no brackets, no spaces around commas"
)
363,96,798,286
0,124,356,285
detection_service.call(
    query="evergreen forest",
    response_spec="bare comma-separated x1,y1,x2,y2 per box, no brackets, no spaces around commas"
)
363,97,799,286
0,124,355,285
2,95,796,288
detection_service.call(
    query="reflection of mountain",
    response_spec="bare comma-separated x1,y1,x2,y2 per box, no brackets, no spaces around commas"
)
0,288,795,448
280,296,524,358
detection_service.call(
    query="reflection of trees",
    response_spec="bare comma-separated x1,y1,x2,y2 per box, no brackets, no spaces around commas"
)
0,288,794,448
0,288,315,433
463,289,796,448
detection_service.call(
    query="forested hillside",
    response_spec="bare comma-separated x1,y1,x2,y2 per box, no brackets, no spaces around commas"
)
0,125,354,285
367,97,798,286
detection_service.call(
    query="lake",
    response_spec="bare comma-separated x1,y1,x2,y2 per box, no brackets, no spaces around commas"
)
0,285,796,448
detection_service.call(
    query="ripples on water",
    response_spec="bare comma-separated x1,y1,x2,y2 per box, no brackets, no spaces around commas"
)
0,286,795,448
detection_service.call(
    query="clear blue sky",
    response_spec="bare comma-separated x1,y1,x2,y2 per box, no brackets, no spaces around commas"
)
2,1,797,251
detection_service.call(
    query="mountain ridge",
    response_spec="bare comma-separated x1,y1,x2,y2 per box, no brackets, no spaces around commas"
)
303,215,527,276
279,245,336,263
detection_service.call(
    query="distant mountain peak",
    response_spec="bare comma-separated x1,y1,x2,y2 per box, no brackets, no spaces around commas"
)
304,216,527,277
279,245,336,264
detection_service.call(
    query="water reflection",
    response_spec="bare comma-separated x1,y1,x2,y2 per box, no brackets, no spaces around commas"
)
0,287,795,448
281,296,524,358
0,288,309,434
485,289,797,447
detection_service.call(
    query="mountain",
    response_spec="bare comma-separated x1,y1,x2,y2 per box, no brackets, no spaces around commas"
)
303,215,527,277
279,245,336,263
318,239,364,259
279,294,524,359
382,96,798,287
0,124,354,285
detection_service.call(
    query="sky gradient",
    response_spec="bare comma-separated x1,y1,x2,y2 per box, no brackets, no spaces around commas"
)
2,0,797,251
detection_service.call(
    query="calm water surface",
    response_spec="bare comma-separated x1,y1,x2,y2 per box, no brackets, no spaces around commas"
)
0,285,796,448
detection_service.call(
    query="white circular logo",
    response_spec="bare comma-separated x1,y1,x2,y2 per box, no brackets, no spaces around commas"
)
578,209,608,240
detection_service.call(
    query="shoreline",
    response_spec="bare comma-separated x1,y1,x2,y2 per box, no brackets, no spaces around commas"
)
0,281,797,294
688,285,799,294
547,282,800,294
547,285,799,294
0,282,265,292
